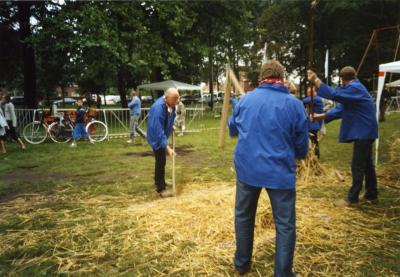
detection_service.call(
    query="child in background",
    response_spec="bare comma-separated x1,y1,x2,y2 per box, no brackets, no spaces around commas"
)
174,98,186,136
70,98,92,148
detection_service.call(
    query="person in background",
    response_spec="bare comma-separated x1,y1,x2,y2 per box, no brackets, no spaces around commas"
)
174,98,186,136
229,60,308,276
1,94,26,150
127,90,146,143
70,98,92,148
0,106,8,154
147,88,179,198
286,80,298,97
379,88,390,122
230,95,239,113
318,98,334,141
308,66,378,207
303,87,324,158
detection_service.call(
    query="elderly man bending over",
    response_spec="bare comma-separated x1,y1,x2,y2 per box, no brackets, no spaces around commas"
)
147,88,180,198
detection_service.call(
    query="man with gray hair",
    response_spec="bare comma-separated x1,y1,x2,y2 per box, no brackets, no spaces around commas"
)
147,88,180,197
229,60,308,276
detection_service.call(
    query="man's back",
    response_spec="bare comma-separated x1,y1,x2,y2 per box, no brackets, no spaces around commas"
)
147,97,175,150
320,80,378,142
229,83,308,189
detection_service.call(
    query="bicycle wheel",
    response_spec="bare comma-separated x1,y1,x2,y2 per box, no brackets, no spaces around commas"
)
86,120,108,142
48,122,73,143
23,121,47,144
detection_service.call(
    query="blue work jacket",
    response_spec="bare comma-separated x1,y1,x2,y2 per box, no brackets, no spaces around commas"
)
303,95,324,131
318,80,378,142
147,97,176,150
128,96,141,116
228,83,309,189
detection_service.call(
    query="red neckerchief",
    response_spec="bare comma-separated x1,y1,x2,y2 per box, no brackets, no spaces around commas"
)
259,78,284,86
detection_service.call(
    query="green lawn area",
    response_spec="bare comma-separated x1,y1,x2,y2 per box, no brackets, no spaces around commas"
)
0,113,399,276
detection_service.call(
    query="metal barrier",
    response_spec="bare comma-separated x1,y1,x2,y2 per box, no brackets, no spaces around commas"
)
387,96,400,113
15,106,207,139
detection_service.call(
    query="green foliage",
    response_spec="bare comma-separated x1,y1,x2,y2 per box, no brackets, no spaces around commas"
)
1,0,400,100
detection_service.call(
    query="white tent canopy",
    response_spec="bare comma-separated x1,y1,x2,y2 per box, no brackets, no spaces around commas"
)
137,80,202,92
375,60,400,164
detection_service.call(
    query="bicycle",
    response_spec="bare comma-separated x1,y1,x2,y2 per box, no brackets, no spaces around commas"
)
48,109,108,143
22,110,58,144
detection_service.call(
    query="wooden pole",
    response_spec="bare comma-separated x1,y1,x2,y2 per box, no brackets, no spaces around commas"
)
357,30,376,74
218,65,232,148
389,26,400,82
172,130,176,196
307,0,317,115
229,70,245,96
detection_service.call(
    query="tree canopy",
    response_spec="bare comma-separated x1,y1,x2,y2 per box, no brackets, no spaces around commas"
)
0,0,399,107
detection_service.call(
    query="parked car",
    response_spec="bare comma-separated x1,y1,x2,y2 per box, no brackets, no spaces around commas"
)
98,95,121,105
181,94,201,104
140,95,153,103
53,97,77,105
199,92,222,103
10,96,25,106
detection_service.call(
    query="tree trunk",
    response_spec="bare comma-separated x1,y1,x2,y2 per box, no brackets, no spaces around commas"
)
209,49,214,110
17,1,37,108
61,85,67,108
117,68,128,108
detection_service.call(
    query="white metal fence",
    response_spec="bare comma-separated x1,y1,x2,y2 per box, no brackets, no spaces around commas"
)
387,96,400,113
15,107,207,139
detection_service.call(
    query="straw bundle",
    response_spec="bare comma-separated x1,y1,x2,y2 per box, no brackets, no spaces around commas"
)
0,141,399,275
380,135,400,189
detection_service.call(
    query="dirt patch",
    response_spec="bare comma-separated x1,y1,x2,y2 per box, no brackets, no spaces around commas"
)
125,151,153,157
1,168,68,183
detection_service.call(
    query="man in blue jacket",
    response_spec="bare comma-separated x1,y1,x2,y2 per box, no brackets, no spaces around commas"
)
307,66,378,207
303,87,324,158
147,88,179,198
127,90,146,144
229,60,309,276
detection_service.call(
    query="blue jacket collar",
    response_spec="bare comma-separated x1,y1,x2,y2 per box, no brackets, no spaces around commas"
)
257,83,289,94
342,79,360,88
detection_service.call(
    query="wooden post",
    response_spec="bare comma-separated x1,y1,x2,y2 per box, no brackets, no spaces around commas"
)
389,26,400,82
229,70,245,96
357,30,376,74
307,0,317,115
219,65,232,148
172,130,176,196
219,65,245,148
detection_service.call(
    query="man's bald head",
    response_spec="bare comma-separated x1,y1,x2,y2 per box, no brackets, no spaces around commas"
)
164,87,180,108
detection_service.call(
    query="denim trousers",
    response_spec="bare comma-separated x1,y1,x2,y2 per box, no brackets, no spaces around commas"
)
234,180,296,277
72,123,88,140
129,115,147,140
348,139,378,202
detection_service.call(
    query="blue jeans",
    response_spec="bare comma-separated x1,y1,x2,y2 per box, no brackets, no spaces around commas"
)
129,115,147,140
234,180,296,277
72,123,88,140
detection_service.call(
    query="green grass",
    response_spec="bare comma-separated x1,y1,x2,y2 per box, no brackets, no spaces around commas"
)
0,112,399,276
